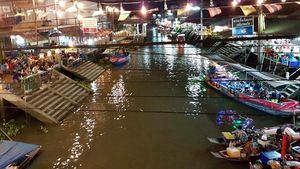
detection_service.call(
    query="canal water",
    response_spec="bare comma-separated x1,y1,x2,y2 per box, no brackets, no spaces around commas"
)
15,39,288,169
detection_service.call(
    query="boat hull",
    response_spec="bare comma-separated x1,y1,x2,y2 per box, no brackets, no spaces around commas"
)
207,137,228,146
211,150,258,162
110,55,130,66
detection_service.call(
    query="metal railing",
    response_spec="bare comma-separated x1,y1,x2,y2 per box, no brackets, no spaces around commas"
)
61,56,85,68
3,67,61,96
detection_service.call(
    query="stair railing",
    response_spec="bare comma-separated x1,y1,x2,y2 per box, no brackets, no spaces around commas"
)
289,67,300,79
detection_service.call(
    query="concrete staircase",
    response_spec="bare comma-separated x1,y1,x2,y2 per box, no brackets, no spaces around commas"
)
0,70,91,124
63,61,105,82
207,42,223,53
281,83,300,98
214,43,242,59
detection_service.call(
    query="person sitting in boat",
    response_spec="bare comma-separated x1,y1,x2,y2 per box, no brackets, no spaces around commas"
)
232,125,248,144
244,82,252,95
116,48,126,58
253,81,262,93
271,90,280,103
208,63,217,77
244,137,259,155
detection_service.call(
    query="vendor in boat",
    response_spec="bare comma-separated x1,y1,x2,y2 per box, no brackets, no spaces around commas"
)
244,137,259,155
116,48,126,58
253,81,262,93
232,125,249,144
208,63,217,75
270,90,282,103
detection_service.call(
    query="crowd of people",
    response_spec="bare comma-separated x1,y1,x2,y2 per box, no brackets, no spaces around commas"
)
0,52,58,82
60,50,86,67
227,80,287,103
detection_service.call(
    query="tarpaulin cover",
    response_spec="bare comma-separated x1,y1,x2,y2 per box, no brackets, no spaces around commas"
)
0,140,39,169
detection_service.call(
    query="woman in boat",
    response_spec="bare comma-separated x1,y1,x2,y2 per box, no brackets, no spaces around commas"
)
244,137,259,155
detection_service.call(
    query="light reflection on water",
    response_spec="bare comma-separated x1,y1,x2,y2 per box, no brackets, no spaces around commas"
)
52,114,97,169
17,43,285,169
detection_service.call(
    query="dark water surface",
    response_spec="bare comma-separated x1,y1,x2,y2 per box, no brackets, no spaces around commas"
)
15,43,288,169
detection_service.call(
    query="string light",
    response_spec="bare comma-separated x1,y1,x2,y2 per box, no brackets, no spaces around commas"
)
232,0,238,7
257,0,264,5
58,0,66,8
141,1,147,15
210,0,214,7
120,2,124,12
185,3,192,11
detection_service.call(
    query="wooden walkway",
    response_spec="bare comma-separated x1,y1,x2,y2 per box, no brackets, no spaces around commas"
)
63,61,105,82
0,70,91,124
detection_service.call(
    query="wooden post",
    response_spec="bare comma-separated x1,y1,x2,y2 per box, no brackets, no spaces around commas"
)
32,0,38,46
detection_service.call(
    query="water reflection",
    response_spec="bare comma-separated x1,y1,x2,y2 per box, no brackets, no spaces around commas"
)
19,44,284,169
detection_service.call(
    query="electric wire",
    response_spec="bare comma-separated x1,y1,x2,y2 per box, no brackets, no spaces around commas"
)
0,105,296,117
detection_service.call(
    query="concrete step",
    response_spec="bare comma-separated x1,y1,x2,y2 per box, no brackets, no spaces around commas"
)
86,69,103,80
52,102,73,120
56,105,75,121
290,85,300,90
64,61,105,82
72,88,87,102
41,95,64,113
47,99,70,117
37,94,62,110
286,87,295,93
27,89,52,105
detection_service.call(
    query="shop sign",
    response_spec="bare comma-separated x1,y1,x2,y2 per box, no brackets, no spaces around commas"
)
232,16,254,36
82,18,98,33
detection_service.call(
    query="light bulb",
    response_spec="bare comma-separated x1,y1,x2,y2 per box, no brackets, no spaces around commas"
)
141,5,147,15
58,0,66,8
232,0,238,7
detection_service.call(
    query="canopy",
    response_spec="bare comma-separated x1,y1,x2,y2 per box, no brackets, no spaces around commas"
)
103,47,118,54
121,15,149,24
230,63,298,88
0,140,39,168
118,11,131,21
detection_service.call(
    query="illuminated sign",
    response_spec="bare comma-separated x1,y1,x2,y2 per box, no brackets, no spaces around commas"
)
232,16,254,36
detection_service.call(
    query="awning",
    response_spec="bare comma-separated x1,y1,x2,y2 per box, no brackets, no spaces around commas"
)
118,11,131,21
230,63,298,88
121,15,149,24
103,47,118,54
0,140,40,169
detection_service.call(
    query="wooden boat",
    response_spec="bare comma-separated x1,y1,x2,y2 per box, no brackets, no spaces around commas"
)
205,64,300,116
211,149,259,162
207,137,229,146
207,131,248,147
0,140,41,169
110,54,130,66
